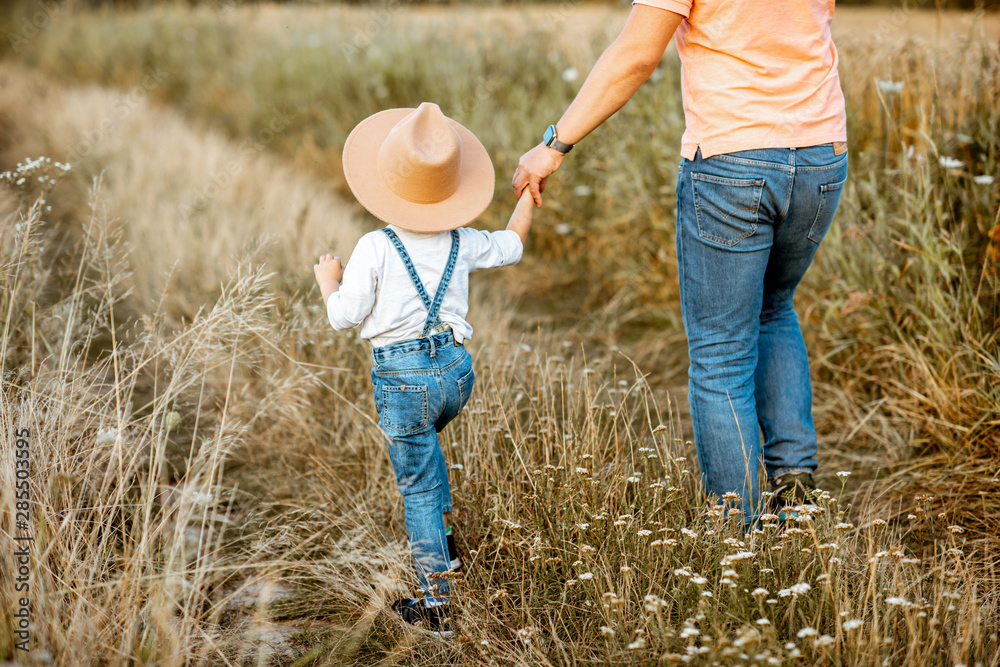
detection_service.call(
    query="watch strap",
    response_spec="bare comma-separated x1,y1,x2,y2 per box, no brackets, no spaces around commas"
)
549,136,574,154
544,124,574,154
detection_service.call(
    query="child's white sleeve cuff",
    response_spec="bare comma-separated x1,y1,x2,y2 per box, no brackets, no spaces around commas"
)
465,228,523,271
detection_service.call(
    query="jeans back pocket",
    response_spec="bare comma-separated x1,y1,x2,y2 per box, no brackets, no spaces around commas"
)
457,366,475,410
691,172,765,247
807,176,847,244
381,384,429,435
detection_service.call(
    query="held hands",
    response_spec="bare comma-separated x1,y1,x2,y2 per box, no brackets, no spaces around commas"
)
512,142,565,207
314,253,343,305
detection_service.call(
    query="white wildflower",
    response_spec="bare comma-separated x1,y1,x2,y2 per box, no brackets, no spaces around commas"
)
797,627,818,638
939,156,963,170
789,583,812,595
562,67,579,83
190,491,214,507
876,79,904,94
973,175,994,185
644,595,664,612
95,427,118,446
721,551,755,566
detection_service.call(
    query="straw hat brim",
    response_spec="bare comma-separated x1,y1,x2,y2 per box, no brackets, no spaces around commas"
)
342,108,495,232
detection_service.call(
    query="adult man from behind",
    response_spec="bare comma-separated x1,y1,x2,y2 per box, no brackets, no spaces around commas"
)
513,0,848,523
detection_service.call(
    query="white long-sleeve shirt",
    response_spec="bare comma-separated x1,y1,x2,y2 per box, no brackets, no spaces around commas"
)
327,225,523,348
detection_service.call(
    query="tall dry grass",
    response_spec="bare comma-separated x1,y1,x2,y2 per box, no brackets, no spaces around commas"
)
6,0,996,529
1,2,998,664
3,154,997,661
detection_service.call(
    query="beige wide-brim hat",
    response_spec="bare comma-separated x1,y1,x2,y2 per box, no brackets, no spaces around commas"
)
342,102,495,232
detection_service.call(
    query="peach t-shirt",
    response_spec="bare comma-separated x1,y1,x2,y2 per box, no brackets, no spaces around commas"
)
633,0,847,160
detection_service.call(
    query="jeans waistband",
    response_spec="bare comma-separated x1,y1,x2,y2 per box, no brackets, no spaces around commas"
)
371,329,459,362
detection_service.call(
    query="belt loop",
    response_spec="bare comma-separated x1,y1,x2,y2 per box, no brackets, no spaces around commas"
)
429,334,437,359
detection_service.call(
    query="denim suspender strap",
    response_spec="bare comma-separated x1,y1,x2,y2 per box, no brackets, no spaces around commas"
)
426,230,460,335
381,228,460,356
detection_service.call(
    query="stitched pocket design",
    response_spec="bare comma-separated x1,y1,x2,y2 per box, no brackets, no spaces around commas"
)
808,177,847,243
457,366,475,410
691,172,765,247
381,384,429,435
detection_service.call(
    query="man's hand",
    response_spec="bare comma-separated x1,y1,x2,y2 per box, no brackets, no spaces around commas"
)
510,4,681,207
512,143,566,207
314,253,344,305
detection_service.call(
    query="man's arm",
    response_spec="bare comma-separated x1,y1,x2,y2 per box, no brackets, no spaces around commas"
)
513,4,683,206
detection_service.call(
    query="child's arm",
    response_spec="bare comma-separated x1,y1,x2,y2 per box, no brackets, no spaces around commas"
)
314,253,344,306
507,188,535,246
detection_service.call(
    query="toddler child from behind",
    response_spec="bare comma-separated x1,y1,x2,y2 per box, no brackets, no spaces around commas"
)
313,102,534,636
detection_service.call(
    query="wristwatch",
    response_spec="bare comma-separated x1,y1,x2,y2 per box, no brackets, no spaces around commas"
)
543,124,574,154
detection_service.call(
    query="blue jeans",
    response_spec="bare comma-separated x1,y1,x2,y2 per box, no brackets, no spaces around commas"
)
371,329,475,596
675,144,848,523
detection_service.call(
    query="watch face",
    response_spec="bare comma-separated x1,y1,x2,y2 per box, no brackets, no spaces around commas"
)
543,124,556,146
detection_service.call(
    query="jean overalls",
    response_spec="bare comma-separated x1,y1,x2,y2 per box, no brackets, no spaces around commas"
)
370,228,475,597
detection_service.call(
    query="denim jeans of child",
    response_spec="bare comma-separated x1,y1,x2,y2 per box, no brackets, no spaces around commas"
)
371,329,474,597
675,144,848,524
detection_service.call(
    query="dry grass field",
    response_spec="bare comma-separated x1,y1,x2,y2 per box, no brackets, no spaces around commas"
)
1,2,998,665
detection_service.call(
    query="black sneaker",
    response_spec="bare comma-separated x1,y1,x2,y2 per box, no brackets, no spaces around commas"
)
771,473,819,521
447,532,461,571
391,598,454,637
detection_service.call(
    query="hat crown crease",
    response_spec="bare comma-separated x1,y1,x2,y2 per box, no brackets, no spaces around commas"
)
377,103,462,205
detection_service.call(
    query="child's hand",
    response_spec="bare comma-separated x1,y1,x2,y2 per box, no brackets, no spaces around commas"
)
314,254,344,305
314,253,344,284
